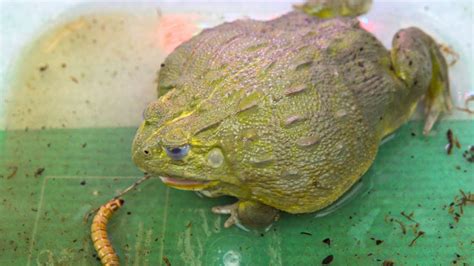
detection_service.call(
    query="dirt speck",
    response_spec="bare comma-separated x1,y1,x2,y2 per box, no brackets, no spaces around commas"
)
6,166,18,179
34,168,45,178
38,64,49,72
462,146,474,163
322,237,331,246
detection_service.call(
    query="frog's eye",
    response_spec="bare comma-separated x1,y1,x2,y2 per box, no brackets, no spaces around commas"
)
164,145,190,160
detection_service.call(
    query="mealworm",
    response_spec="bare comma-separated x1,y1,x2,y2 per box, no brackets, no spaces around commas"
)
91,199,124,266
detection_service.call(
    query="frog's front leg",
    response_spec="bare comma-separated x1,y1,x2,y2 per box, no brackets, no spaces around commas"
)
212,200,279,229
390,27,451,135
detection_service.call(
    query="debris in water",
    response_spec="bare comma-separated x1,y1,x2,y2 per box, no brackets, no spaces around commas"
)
322,238,331,246
34,168,45,178
322,255,334,265
462,146,474,163
6,166,18,179
38,64,49,72
162,256,172,266
400,211,417,223
409,231,425,247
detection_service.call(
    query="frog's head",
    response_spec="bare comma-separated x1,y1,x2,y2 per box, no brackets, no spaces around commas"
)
131,90,243,194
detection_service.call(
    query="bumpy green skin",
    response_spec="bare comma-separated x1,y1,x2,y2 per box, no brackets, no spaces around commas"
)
132,10,449,227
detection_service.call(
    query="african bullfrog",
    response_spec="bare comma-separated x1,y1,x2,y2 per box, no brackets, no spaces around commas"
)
132,0,451,228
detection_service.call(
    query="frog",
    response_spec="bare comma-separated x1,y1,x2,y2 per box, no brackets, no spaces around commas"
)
131,0,451,229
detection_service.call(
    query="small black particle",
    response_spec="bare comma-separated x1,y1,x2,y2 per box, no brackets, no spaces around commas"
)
411,132,416,137
260,233,264,237
409,60,413,66
322,255,334,265
161,63,165,67
72,239,77,243
127,211,132,215
376,240,383,245
322,238,331,246
300,232,312,236
82,143,87,148
80,180,86,186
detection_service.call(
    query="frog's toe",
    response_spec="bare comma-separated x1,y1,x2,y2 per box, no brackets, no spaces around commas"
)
212,203,240,228
423,78,452,135
212,200,279,229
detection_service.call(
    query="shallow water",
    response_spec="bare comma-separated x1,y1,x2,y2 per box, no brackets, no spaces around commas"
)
1,1,473,265
5,7,178,130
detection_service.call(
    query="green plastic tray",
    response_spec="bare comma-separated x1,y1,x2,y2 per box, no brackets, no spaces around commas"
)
0,120,473,265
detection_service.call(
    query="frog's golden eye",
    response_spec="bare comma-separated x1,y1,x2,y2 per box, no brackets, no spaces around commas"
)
164,144,190,160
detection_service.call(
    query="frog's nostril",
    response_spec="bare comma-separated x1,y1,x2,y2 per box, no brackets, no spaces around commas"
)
143,149,151,156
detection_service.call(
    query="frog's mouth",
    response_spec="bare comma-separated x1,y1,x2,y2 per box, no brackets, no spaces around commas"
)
160,176,217,191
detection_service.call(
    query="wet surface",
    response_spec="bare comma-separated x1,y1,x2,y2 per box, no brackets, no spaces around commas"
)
0,121,473,265
3,6,206,131
1,1,473,265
